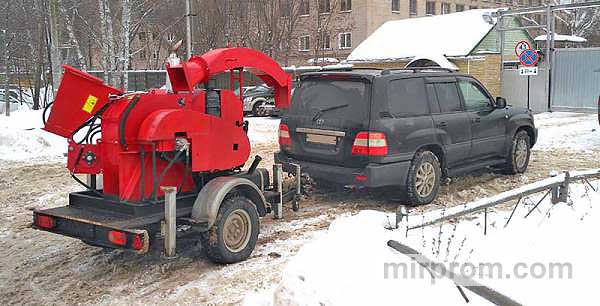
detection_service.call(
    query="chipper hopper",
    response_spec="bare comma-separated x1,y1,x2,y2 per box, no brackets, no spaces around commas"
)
33,48,303,263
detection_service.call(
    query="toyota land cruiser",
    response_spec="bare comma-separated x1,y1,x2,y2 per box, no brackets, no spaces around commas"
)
275,68,537,205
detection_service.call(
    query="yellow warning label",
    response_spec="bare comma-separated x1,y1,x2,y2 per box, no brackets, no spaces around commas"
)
82,95,98,113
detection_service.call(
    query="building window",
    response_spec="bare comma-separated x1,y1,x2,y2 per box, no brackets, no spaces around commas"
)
339,33,352,49
320,33,331,49
469,5,478,10
319,0,330,14
299,0,310,16
441,2,451,14
152,50,159,60
138,32,147,41
392,0,400,12
299,35,310,51
409,0,417,15
167,33,175,42
426,1,436,15
139,50,146,59
341,0,352,11
280,0,290,17
456,4,465,11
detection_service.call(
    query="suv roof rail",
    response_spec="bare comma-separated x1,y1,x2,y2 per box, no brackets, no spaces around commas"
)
381,67,458,75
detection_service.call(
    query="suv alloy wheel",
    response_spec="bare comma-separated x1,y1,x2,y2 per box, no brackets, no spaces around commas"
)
406,151,442,205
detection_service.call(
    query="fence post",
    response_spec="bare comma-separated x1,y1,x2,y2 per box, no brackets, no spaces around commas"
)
161,186,177,258
559,171,570,203
395,205,408,229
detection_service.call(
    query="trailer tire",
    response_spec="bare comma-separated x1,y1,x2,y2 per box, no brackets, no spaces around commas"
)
200,196,259,264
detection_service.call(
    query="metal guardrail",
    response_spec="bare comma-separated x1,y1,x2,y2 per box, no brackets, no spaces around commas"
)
404,169,600,232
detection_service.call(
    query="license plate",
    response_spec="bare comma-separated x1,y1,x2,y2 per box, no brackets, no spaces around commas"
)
306,133,337,145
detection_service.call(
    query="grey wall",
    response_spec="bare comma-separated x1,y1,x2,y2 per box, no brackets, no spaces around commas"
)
552,48,600,111
501,63,549,113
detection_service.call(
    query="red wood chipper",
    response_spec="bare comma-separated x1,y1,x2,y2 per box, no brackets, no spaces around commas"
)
32,48,304,263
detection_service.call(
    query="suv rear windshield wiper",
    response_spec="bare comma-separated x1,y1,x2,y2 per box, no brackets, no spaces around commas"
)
312,104,349,121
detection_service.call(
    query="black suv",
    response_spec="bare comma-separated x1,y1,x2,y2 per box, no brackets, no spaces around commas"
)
275,69,537,205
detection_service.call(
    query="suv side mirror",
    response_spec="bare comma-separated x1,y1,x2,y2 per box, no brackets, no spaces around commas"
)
495,97,507,109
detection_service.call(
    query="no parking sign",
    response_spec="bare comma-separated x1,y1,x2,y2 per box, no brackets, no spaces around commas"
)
519,49,539,67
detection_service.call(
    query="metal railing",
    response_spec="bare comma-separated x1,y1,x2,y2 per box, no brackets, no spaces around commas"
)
402,169,600,233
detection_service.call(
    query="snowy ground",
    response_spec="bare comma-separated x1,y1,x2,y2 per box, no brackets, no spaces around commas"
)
0,110,599,305
246,181,599,306
0,108,66,162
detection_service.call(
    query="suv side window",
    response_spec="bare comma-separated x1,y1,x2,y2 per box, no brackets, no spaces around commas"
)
434,82,462,113
458,79,492,111
387,78,429,116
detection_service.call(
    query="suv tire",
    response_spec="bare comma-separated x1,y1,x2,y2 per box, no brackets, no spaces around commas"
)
504,130,531,174
406,150,441,205
200,196,259,264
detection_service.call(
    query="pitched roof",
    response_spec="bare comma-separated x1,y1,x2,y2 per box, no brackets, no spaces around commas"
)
347,9,498,62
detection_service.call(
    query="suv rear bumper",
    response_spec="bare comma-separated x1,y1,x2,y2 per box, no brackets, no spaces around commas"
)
275,152,410,188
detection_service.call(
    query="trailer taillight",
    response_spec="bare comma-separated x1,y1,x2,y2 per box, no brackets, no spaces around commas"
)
108,230,127,246
352,132,388,156
35,215,55,229
132,234,144,250
279,124,291,148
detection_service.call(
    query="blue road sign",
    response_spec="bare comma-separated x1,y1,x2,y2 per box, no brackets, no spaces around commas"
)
519,49,539,67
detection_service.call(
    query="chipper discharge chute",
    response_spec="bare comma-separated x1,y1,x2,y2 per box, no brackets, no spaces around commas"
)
33,48,303,263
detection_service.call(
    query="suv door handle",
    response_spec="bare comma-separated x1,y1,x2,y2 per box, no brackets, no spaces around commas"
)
471,118,481,123
436,121,447,128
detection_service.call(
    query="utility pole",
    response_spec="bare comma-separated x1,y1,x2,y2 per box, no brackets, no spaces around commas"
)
185,0,192,59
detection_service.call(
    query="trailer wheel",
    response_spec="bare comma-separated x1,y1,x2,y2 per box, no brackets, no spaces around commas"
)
200,196,259,264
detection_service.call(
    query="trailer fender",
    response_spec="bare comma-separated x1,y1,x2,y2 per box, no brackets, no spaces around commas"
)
191,176,267,230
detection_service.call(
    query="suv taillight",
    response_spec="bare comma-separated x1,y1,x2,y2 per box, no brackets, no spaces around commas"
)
279,124,291,148
352,132,388,156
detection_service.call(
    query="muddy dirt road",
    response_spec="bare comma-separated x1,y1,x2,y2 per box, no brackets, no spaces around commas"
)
1,143,599,305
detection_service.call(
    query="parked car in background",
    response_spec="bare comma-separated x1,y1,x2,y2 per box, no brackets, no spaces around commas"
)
276,68,537,205
242,84,275,117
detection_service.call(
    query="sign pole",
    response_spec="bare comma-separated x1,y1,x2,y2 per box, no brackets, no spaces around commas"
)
527,75,530,110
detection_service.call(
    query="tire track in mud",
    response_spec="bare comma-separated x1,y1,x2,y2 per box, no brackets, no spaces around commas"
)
1,147,599,305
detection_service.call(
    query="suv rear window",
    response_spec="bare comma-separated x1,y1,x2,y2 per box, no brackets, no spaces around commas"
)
290,78,370,121
387,78,429,116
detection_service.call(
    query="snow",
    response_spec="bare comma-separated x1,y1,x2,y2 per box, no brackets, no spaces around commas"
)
405,54,460,70
533,112,600,152
347,9,497,62
534,34,587,43
246,117,280,146
0,108,66,162
245,180,600,305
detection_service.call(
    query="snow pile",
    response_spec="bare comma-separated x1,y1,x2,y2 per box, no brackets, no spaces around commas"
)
348,9,497,62
0,109,66,162
533,112,600,152
246,117,280,146
245,180,600,305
